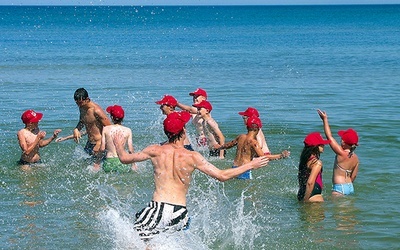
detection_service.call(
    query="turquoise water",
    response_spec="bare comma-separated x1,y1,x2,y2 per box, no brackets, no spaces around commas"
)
1,5,400,249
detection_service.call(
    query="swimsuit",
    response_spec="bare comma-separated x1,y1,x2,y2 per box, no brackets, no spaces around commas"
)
134,201,190,240
184,144,194,151
209,149,226,157
333,162,355,195
232,166,252,180
297,156,323,201
332,183,354,195
102,157,131,173
197,137,207,147
335,163,353,178
18,159,42,166
84,141,96,155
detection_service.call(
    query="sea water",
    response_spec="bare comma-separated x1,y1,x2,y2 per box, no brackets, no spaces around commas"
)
1,5,399,249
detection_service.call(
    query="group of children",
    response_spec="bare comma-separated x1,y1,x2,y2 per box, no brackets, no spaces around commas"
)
17,87,359,204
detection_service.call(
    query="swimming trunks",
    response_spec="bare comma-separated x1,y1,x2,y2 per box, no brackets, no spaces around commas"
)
209,149,226,157
311,182,322,197
197,137,207,147
232,166,252,180
102,157,130,173
84,141,96,155
134,201,190,240
332,183,354,195
17,159,42,166
184,144,194,151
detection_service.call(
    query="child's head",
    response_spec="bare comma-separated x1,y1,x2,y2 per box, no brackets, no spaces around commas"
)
246,116,262,131
106,105,125,123
193,100,212,114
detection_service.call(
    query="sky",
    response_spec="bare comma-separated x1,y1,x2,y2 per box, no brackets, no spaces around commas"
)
1,0,399,5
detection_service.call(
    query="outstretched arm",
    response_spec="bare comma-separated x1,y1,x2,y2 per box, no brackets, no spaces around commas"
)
113,130,152,164
317,109,344,156
56,131,87,142
195,155,269,182
216,136,239,150
177,102,198,114
39,129,61,147
265,150,290,160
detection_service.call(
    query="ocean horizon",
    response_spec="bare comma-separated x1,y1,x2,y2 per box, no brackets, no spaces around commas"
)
1,5,399,249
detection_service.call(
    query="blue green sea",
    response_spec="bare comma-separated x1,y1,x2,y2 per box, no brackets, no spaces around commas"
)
1,5,399,249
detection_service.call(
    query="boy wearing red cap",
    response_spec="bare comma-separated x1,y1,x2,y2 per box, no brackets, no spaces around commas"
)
176,88,209,148
156,95,193,151
318,109,359,195
99,105,136,172
216,116,270,179
17,110,61,169
192,100,226,159
112,111,269,241
238,107,290,160
297,132,330,202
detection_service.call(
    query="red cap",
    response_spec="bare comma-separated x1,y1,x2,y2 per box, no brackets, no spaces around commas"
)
193,100,213,112
304,132,330,147
338,128,359,146
163,111,191,136
246,116,262,129
155,95,178,107
21,110,43,124
189,88,207,98
106,105,125,119
238,107,259,117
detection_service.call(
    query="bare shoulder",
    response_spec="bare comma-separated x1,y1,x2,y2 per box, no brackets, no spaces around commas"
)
308,158,323,169
17,129,26,139
122,126,132,134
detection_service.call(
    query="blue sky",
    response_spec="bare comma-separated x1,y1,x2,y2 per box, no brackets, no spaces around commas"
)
1,0,400,5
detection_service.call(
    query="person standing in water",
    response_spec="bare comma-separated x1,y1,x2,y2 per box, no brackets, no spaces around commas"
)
216,116,267,179
192,100,226,159
297,132,330,202
156,94,194,151
73,88,111,168
112,111,269,241
17,109,61,169
238,107,290,160
317,109,359,195
100,105,137,172
176,88,209,147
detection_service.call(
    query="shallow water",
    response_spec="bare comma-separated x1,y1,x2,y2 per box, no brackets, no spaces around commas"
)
1,5,400,249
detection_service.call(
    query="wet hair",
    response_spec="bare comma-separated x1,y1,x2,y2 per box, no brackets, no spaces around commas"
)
298,145,321,170
165,129,185,143
74,88,89,101
112,117,123,124
348,145,357,158
297,145,321,201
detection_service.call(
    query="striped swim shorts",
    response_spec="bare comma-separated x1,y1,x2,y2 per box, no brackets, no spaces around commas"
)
134,200,190,240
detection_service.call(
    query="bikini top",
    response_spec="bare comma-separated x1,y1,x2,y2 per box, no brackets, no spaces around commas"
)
335,154,354,178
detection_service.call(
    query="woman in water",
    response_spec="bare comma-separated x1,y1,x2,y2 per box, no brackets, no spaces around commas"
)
317,109,359,196
297,132,330,202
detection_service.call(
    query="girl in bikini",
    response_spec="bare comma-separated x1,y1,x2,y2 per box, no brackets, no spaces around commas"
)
297,132,330,202
317,109,359,195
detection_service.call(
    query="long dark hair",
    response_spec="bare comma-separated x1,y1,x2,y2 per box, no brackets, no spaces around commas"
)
297,144,321,201
299,145,321,170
